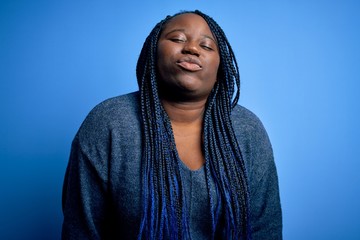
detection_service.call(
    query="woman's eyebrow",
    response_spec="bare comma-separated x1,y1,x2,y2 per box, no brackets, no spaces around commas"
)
202,34,217,44
164,29,185,37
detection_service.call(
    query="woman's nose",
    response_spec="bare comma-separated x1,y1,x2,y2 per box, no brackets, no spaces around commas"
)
182,42,200,57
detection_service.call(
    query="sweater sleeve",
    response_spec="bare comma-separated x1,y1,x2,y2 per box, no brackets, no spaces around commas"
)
62,93,142,239
61,134,111,240
61,98,116,240
232,106,282,239
249,138,282,240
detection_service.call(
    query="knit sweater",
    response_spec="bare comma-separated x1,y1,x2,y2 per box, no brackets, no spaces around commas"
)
62,91,282,239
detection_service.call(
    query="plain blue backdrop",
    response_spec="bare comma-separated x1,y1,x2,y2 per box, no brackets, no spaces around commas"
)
1,0,359,239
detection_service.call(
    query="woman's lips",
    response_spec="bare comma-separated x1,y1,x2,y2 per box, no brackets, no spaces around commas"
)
176,57,202,72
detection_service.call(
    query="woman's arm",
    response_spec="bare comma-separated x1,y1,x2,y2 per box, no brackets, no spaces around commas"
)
62,135,111,240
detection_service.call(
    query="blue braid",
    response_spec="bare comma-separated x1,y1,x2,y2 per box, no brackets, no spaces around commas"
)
136,10,251,239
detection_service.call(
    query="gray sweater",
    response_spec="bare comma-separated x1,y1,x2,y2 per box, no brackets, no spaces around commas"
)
62,91,282,239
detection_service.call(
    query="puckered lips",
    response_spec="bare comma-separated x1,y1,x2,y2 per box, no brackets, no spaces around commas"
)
176,57,202,72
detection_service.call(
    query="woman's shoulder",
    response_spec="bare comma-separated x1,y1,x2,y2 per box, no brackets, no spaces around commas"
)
231,104,273,161
85,91,140,123
231,104,274,180
89,91,140,119
231,104,267,135
76,91,141,142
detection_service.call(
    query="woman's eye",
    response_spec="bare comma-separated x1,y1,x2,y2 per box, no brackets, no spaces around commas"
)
201,45,213,51
170,38,185,43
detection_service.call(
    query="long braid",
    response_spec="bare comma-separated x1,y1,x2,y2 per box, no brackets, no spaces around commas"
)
196,10,252,239
136,16,190,239
196,10,251,239
136,10,251,239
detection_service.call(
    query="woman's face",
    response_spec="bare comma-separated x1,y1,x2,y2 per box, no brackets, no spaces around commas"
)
157,13,220,101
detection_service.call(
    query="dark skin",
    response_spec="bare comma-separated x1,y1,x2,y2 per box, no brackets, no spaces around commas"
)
157,13,220,170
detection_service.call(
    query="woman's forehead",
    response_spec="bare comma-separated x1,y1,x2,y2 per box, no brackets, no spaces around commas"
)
161,13,214,38
164,13,208,29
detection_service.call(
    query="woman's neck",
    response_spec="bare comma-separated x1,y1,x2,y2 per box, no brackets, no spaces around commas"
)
161,98,206,170
161,98,206,126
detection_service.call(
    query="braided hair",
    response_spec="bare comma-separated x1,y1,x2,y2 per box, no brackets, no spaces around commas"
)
136,10,251,239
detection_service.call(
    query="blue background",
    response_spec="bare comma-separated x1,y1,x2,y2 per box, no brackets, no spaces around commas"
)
1,0,359,239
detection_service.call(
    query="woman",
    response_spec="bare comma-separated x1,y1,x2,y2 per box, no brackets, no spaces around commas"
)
62,10,282,239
